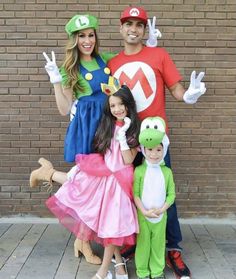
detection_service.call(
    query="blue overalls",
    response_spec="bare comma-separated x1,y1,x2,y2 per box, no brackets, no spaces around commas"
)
64,56,110,162
164,150,182,251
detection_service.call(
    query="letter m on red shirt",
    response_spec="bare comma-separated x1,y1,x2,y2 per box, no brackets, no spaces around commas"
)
119,68,153,98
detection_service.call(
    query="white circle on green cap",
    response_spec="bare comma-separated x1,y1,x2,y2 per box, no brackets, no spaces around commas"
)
75,16,89,29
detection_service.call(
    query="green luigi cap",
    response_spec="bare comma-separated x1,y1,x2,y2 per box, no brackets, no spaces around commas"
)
65,14,98,36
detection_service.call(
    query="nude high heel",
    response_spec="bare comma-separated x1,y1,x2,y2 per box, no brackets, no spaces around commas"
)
74,238,102,265
30,158,55,189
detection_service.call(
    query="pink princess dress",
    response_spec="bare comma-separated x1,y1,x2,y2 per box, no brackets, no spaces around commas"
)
46,122,139,247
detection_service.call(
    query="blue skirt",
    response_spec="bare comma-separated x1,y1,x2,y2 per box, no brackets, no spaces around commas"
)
64,93,106,162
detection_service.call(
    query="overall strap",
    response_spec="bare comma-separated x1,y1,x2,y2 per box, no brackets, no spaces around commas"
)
79,55,106,75
94,55,106,68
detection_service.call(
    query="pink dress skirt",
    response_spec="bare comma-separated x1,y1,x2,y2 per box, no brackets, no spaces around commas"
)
46,124,139,247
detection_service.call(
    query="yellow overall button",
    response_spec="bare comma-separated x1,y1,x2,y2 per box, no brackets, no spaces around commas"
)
85,73,93,80
104,67,110,75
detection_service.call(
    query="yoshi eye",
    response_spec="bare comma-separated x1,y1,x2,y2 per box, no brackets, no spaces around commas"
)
146,125,150,129
154,125,158,129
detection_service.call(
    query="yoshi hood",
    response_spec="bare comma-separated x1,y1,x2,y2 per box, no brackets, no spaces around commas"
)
139,117,170,163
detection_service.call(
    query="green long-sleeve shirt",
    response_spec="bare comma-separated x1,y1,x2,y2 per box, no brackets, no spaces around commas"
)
133,161,176,214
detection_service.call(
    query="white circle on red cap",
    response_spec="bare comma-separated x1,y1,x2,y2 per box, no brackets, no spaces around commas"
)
75,16,89,28
129,8,140,17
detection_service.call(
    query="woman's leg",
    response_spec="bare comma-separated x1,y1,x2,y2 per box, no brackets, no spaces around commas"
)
74,238,101,265
52,171,67,184
30,157,68,187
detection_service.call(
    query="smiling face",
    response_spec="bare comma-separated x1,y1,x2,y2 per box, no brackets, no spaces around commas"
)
145,144,164,164
77,28,96,60
120,19,145,46
109,95,128,121
139,117,170,162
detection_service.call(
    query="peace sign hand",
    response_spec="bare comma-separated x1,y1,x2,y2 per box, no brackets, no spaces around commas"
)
42,51,62,84
183,71,206,104
146,16,162,47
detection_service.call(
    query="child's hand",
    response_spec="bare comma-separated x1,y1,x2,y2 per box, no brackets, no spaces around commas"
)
144,209,158,218
116,117,131,151
121,117,131,133
154,207,164,217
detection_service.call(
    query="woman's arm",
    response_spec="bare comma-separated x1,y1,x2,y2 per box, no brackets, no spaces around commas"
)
43,51,73,116
53,83,73,116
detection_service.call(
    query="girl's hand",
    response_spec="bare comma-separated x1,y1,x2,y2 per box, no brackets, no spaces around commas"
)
43,51,62,84
116,117,131,151
121,117,131,132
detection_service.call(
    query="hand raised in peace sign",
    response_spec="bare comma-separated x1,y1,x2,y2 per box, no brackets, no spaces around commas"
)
146,16,162,47
183,71,206,104
43,51,62,84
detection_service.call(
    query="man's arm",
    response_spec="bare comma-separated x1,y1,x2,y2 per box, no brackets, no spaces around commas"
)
168,82,185,101
169,71,206,104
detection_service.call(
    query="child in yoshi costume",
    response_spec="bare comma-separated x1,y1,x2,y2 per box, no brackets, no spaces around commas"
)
133,117,176,279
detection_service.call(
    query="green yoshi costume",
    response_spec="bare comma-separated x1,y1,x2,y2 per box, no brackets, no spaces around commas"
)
134,117,176,279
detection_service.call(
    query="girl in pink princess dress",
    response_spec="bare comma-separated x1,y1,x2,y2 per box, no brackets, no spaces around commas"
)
41,85,140,279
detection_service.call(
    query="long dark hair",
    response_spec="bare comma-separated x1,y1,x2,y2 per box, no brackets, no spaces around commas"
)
94,85,140,154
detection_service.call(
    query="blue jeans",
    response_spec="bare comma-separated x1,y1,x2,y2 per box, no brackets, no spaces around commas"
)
133,150,182,251
164,149,182,251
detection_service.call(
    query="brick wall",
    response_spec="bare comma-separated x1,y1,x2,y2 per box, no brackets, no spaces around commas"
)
0,0,236,218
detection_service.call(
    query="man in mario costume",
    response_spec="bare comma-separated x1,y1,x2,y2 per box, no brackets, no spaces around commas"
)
108,5,206,279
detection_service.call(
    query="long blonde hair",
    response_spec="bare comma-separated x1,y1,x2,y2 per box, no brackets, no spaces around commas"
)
62,30,99,93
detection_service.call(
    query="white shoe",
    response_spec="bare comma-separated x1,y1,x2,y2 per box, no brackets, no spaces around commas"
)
115,274,128,279
111,256,129,264
95,270,113,279
114,262,128,279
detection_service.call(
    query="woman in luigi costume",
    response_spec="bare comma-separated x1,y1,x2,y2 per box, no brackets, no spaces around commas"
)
43,14,115,163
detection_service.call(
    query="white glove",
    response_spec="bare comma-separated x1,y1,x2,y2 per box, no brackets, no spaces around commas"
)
67,165,79,182
116,117,131,151
70,100,78,121
43,51,62,84
183,71,206,104
146,16,162,47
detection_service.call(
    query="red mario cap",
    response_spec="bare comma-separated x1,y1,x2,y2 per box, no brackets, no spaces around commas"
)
120,6,148,25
